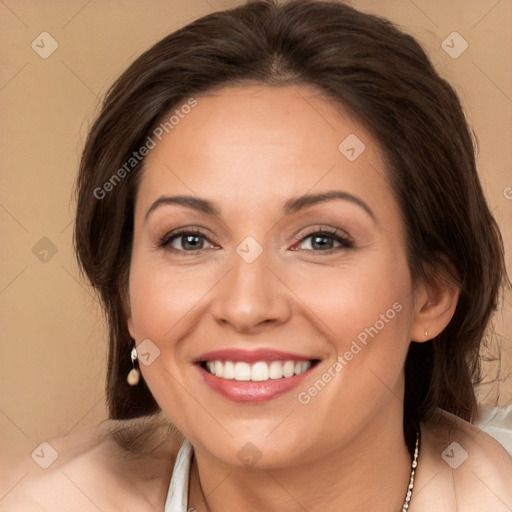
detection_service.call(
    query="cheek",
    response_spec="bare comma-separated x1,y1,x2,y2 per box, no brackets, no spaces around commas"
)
290,257,414,442
126,258,215,408
289,250,414,419
290,251,413,349
128,258,217,341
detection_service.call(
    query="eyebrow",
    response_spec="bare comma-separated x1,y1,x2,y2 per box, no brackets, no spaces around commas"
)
145,195,220,222
283,190,375,221
144,190,376,223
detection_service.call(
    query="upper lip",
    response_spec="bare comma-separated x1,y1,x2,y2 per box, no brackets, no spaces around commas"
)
193,348,319,364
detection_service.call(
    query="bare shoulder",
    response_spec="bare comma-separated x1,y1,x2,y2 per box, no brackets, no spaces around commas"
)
0,413,184,512
412,408,512,512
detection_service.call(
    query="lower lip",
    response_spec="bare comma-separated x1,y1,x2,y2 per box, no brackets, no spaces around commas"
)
196,364,314,403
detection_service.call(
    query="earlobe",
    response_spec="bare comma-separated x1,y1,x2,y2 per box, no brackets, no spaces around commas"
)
127,315,136,339
410,269,460,342
121,290,136,339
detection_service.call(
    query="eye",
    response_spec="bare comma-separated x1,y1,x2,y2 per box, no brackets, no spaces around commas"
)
158,229,216,252
157,226,354,254
292,227,354,252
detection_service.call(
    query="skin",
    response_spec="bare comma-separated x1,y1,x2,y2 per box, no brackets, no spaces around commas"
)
124,84,459,511
2,85,510,512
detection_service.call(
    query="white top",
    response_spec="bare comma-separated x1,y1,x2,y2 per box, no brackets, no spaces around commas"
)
164,438,194,512
476,403,512,455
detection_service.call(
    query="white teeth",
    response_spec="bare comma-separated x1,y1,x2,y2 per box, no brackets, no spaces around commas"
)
283,361,295,378
269,361,283,379
251,362,269,381
214,360,224,378
223,361,235,379
204,360,312,381
234,362,251,381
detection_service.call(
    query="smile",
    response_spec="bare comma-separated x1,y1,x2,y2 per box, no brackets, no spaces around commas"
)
194,349,320,402
202,360,313,381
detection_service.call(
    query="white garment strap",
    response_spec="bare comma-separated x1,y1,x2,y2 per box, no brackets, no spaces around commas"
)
164,438,194,512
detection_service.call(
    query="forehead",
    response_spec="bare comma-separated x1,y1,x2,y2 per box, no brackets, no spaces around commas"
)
136,85,394,220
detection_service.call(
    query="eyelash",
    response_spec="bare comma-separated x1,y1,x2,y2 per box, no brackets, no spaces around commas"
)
157,228,211,253
293,227,354,251
157,226,354,254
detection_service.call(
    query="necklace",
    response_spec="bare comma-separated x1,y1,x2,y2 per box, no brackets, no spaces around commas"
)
164,428,421,512
401,428,421,511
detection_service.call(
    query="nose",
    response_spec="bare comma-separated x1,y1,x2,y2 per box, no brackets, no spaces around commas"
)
210,249,292,334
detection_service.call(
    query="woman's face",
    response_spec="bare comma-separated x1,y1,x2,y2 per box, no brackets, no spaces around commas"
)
127,85,425,468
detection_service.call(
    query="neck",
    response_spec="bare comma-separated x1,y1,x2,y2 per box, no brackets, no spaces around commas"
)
188,406,412,512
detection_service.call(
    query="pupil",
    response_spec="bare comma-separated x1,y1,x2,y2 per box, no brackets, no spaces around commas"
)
184,235,201,249
313,235,332,250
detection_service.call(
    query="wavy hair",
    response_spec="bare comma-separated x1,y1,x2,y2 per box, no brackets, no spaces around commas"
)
74,0,508,433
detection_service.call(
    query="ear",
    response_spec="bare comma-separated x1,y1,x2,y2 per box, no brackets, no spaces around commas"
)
410,263,460,342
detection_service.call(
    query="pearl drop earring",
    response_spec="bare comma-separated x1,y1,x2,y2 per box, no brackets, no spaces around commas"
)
127,346,140,386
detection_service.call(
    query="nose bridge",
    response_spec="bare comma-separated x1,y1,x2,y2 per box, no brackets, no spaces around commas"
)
211,240,290,331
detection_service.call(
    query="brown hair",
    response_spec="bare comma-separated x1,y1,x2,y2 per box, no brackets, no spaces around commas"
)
74,0,507,429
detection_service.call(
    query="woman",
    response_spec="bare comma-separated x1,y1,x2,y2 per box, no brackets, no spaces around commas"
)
3,0,511,510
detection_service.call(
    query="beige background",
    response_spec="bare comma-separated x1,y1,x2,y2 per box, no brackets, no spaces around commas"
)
0,0,511,478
